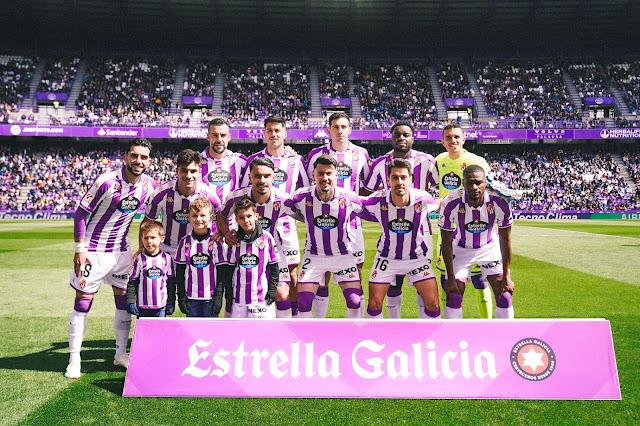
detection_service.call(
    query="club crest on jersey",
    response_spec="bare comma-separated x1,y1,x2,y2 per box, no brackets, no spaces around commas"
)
511,338,556,381
146,266,163,279
487,204,494,213
273,201,280,210
172,209,190,224
461,163,467,170
273,168,288,186
117,195,140,213
339,198,346,209
239,253,259,269
314,214,338,230
84,193,94,201
465,219,489,234
336,162,352,180
388,218,413,234
414,203,421,212
190,252,211,268
257,238,265,250
79,279,86,288
371,270,377,278
208,168,232,186
442,172,461,190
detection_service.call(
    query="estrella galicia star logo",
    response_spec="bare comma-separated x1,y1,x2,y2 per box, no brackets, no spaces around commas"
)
511,338,556,381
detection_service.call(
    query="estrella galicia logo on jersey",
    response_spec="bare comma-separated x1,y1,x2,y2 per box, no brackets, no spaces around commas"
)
465,220,489,233
336,162,352,180
208,168,232,186
240,253,259,269
273,168,288,186
190,252,211,268
313,214,338,230
511,338,556,381
117,195,140,213
256,216,272,230
172,209,190,224
442,172,461,190
388,218,413,234
146,266,163,279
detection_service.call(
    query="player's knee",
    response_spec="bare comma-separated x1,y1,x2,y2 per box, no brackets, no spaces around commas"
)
316,286,329,298
297,291,315,312
424,297,440,311
496,292,512,308
343,288,361,309
368,298,383,311
446,293,463,309
470,274,488,290
276,283,289,301
113,293,127,310
74,297,93,313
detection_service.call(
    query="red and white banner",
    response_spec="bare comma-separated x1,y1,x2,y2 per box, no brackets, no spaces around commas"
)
123,318,620,399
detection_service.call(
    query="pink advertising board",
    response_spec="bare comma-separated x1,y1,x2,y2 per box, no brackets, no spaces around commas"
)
123,319,620,399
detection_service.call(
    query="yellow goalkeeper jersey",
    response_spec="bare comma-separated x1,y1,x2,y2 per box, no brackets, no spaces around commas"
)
435,149,490,199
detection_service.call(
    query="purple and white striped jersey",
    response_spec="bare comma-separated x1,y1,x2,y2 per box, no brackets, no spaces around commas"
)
306,142,371,193
364,150,438,193
79,167,156,253
220,186,289,244
438,190,513,249
360,189,439,260
241,148,310,194
282,186,363,256
145,180,221,249
175,231,226,300
200,148,247,207
130,252,174,308
223,231,279,305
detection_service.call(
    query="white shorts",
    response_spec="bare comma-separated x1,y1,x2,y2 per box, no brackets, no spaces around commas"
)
449,243,503,281
69,251,132,294
369,253,435,286
277,217,301,266
298,253,360,286
231,302,276,318
277,252,292,283
348,225,365,265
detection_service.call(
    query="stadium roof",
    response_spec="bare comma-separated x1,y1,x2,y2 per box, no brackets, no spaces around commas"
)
6,0,640,55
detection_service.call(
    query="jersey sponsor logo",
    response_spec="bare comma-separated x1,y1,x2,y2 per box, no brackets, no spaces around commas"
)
248,307,268,314
117,195,141,213
388,218,414,234
111,273,129,280
313,214,338,230
510,338,556,381
190,252,211,268
239,253,260,269
256,216,272,230
479,260,502,269
464,220,489,234
172,209,190,224
208,168,232,186
336,162,352,180
146,266,163,279
334,266,357,276
407,262,431,276
273,168,288,186
284,250,298,256
352,251,364,258
442,172,461,190
279,267,289,274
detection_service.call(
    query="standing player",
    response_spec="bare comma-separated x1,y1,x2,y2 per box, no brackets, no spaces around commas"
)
283,155,364,318
210,198,280,318
360,159,441,319
434,123,494,318
142,149,220,259
65,138,155,379
200,117,247,208
241,115,310,316
438,165,515,319
306,112,370,317
218,157,293,317
363,120,438,318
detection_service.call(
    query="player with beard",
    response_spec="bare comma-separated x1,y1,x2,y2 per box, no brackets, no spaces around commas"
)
363,121,438,318
65,138,156,379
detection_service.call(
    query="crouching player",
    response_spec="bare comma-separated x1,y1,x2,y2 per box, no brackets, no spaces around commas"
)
210,198,279,318
174,196,226,317
126,221,176,317
360,159,441,319
438,165,515,319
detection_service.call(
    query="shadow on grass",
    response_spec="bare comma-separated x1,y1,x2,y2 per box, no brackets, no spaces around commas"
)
93,377,126,396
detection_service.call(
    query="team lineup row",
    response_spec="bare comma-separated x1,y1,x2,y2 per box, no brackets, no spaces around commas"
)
63,113,514,379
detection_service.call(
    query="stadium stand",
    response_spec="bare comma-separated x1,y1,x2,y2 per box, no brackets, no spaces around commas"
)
183,58,216,97
318,62,350,98
0,55,37,111
606,59,640,115
436,62,472,98
37,56,80,93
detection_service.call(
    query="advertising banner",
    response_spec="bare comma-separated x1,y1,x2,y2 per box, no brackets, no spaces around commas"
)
320,98,351,107
123,318,620,399
35,92,69,102
584,97,615,105
182,96,213,106
445,98,474,107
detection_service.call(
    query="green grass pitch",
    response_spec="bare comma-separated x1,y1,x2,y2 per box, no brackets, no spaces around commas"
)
1,219,639,424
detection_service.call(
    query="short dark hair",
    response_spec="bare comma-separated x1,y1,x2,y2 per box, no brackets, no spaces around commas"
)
313,154,338,170
442,122,463,137
328,112,351,127
249,156,275,171
390,120,415,136
463,164,486,179
207,117,228,132
264,115,286,127
140,220,165,237
176,149,201,167
386,158,413,177
233,197,257,216
128,138,152,155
